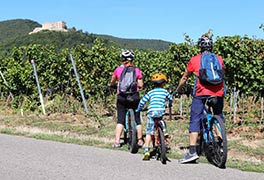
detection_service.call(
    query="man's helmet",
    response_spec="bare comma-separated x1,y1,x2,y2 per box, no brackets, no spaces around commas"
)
121,49,135,61
198,36,213,51
151,73,168,84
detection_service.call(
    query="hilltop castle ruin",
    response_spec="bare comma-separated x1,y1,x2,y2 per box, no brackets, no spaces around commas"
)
29,21,68,34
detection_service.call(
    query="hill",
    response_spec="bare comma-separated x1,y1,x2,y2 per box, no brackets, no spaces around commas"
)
0,19,172,52
0,19,41,42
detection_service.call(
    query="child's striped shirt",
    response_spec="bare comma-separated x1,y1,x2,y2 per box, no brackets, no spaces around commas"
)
137,87,172,112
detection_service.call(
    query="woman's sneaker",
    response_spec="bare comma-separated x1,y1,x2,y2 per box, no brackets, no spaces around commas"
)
112,142,121,148
179,152,199,164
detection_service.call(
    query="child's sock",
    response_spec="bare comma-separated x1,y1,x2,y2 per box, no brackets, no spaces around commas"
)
144,147,149,153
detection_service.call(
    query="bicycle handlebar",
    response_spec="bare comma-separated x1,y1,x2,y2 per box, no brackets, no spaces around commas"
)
139,107,172,120
109,84,117,89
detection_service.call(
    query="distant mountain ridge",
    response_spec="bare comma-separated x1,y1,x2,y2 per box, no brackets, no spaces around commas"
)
0,19,172,51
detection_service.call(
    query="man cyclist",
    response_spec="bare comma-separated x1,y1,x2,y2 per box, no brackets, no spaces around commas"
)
175,34,225,163
110,49,144,148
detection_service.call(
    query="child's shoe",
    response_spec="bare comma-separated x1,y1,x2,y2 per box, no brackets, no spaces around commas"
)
143,147,150,160
142,151,150,160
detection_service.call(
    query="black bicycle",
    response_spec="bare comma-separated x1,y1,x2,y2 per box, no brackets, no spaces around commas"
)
197,96,227,168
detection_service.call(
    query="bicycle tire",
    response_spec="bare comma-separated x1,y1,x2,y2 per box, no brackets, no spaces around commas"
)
128,109,138,154
158,126,167,164
123,131,128,145
207,115,227,168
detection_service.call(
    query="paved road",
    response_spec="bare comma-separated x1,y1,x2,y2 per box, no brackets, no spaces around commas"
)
0,134,263,180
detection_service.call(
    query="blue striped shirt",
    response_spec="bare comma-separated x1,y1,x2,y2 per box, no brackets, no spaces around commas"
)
137,88,173,112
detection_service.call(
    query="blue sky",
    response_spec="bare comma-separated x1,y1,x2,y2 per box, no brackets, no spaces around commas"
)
0,0,263,43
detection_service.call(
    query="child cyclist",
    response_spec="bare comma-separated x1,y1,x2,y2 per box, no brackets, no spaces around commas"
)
136,73,173,160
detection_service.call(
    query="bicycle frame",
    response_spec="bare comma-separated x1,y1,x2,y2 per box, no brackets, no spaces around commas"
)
202,107,213,144
202,105,224,144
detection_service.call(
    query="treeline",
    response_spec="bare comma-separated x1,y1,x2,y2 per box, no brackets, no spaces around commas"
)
97,34,170,50
0,35,263,112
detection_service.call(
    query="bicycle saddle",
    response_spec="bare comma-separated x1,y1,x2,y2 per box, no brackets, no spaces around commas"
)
206,96,218,107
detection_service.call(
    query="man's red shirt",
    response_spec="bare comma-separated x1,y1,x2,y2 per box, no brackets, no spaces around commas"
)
187,53,225,97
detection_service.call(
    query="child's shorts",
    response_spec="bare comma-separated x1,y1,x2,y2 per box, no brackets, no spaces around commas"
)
146,110,164,135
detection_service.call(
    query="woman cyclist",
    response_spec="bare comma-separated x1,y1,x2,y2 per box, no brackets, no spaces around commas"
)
110,49,144,148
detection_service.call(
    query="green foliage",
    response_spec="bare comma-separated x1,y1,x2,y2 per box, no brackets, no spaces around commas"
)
0,20,263,112
214,36,264,94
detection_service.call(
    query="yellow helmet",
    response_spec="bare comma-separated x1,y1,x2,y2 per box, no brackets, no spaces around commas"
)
151,73,168,84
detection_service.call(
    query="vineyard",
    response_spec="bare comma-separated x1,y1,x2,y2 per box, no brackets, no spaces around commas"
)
0,35,263,116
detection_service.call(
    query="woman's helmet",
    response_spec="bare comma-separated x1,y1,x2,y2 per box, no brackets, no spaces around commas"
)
121,49,135,61
151,73,168,84
198,36,213,51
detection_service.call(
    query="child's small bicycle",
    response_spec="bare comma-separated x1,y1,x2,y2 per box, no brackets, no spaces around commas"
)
143,108,171,164
197,96,227,168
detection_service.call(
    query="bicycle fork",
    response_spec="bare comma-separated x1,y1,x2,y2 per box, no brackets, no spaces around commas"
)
151,120,168,147
202,113,213,144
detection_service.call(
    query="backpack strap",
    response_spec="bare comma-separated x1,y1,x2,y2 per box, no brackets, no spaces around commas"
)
192,77,198,97
120,66,128,80
132,66,137,83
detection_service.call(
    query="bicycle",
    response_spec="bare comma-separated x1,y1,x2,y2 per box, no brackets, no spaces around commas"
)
196,96,227,168
107,84,139,154
142,108,171,164
123,108,139,154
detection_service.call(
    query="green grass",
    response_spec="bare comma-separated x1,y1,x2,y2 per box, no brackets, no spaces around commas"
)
227,160,264,173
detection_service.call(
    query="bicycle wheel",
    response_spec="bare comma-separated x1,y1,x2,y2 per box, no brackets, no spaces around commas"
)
207,115,227,168
128,109,138,154
158,126,167,164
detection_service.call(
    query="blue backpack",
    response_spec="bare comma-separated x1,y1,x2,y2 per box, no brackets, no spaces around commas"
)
199,52,224,85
